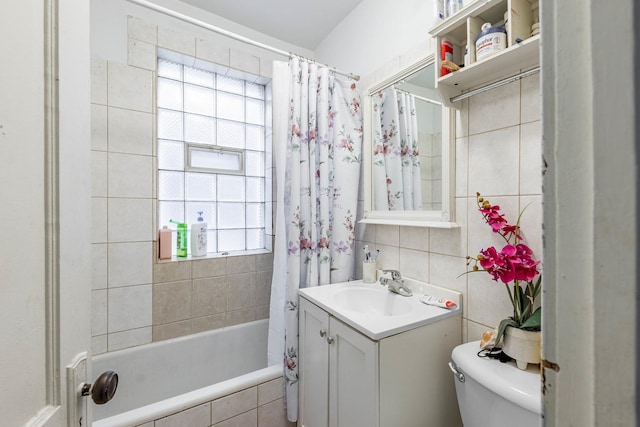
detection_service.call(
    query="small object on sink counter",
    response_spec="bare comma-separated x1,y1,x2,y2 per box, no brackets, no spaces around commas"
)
420,295,457,309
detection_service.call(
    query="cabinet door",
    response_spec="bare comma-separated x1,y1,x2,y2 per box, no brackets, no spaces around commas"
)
299,299,330,427
329,318,379,427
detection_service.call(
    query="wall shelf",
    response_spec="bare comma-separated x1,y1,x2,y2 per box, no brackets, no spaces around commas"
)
430,0,539,108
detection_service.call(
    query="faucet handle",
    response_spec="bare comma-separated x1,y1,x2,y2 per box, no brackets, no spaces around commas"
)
382,269,402,281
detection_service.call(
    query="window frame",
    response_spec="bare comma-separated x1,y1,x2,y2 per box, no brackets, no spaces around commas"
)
156,50,272,256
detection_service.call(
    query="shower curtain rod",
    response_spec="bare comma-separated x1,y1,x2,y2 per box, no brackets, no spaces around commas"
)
394,88,443,106
449,66,540,103
126,0,360,81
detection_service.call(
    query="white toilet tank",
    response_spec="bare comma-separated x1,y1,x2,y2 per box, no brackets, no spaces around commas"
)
450,341,542,427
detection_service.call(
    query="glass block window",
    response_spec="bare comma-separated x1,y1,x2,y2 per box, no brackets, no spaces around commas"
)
157,54,271,255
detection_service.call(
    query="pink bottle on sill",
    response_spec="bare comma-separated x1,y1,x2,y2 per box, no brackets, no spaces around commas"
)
158,226,172,259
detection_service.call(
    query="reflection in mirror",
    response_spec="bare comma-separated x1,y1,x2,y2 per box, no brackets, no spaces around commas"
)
371,63,442,211
363,55,455,227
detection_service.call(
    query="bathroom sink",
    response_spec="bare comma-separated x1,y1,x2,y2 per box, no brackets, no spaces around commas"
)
332,287,413,317
298,279,461,340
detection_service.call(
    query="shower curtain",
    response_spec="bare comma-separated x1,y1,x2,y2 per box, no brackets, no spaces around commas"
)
372,87,422,210
268,57,363,422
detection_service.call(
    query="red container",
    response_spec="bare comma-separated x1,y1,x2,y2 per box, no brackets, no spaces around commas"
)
441,38,454,76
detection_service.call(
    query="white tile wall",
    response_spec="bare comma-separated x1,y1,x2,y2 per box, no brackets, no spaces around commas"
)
127,16,157,45
107,284,152,332
128,39,157,71
92,289,108,336
518,195,543,261
107,107,154,155
468,126,520,196
92,198,108,244
91,58,108,105
399,226,429,252
467,272,514,328
108,198,153,242
519,121,543,195
158,27,196,57
91,150,108,197
399,248,429,282
468,80,520,135
107,242,153,287
429,253,468,317
230,50,260,76
107,62,154,113
108,153,153,198
108,327,152,351
196,38,230,67
91,104,108,150
91,15,279,354
454,136,468,198
92,243,108,290
520,72,541,124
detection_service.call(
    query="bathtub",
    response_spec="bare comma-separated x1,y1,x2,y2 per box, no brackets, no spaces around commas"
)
92,319,281,427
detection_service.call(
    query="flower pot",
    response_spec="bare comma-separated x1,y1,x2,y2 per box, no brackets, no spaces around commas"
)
502,327,541,370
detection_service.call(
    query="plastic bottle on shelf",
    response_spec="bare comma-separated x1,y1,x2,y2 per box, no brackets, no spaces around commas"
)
475,23,507,62
434,0,445,24
158,226,172,259
441,38,454,76
190,211,207,257
445,0,463,18
170,219,188,258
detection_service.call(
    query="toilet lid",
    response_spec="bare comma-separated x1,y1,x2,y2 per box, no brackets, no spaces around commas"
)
451,341,542,414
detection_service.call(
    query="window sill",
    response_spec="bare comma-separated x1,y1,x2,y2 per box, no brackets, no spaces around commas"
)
157,248,272,263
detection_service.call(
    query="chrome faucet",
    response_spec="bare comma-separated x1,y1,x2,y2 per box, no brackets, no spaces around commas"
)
379,269,413,297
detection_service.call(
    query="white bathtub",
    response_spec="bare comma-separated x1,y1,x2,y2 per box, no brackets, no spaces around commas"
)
92,319,281,426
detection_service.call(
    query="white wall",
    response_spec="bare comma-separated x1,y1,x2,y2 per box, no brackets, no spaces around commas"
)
315,0,438,77
91,0,314,64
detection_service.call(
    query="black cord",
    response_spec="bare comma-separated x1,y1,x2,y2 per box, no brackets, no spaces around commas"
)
477,347,513,363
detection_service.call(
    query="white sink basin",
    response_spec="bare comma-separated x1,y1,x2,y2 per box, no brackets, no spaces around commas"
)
333,287,413,317
298,279,461,340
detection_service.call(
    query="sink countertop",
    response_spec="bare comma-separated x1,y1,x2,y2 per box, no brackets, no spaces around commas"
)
298,278,462,340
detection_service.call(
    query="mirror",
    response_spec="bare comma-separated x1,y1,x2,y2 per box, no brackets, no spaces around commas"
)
362,55,455,227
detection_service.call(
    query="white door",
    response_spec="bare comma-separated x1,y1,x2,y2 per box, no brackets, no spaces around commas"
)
329,318,378,427
299,299,330,427
0,1,92,426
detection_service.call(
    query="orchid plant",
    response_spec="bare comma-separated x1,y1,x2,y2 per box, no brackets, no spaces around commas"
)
466,192,542,345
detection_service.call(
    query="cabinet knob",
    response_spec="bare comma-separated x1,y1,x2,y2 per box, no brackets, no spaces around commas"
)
319,329,327,338
326,336,335,344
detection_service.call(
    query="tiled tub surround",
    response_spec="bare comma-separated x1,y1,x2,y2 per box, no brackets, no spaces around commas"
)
355,51,542,344
93,319,294,427
90,15,278,354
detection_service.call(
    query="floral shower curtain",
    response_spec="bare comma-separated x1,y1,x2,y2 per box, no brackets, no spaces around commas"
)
268,57,363,422
372,87,422,210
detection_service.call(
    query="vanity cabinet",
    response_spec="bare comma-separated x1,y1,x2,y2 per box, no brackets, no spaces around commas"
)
298,297,462,427
430,0,540,107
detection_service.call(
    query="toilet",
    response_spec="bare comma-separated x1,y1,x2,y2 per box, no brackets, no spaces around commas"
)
449,341,542,427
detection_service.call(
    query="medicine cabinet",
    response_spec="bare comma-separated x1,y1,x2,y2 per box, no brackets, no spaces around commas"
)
361,55,457,228
430,0,540,108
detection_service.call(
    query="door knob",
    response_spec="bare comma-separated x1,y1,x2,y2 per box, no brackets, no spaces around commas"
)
319,329,327,338
81,371,118,404
327,336,335,344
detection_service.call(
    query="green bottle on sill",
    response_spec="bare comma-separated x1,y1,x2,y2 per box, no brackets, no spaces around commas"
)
170,219,188,258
